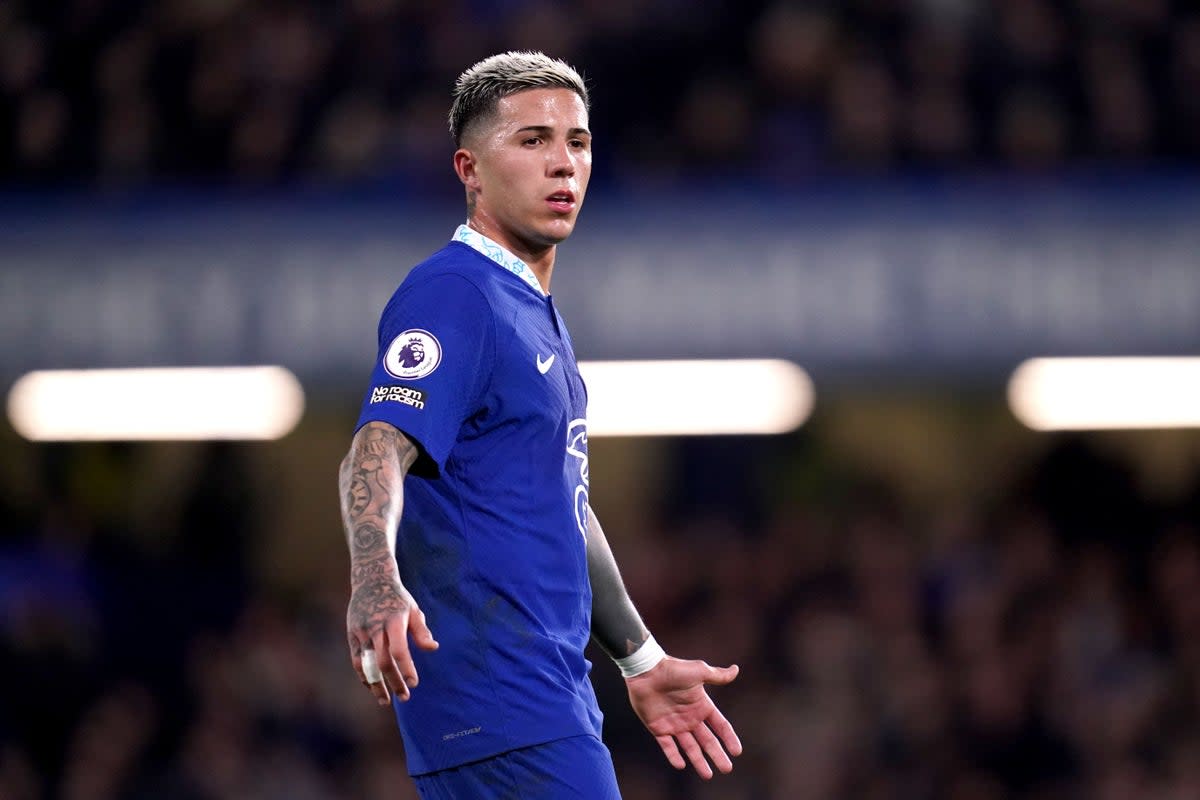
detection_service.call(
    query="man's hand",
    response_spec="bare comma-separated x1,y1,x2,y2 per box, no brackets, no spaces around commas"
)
346,577,438,706
626,656,742,779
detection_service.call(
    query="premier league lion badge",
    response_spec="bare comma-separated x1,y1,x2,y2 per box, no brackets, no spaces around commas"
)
384,329,442,380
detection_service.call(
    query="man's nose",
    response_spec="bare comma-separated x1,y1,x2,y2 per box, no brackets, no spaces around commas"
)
547,142,575,177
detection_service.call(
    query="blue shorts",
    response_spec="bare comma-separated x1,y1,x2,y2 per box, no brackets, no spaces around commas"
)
412,734,622,800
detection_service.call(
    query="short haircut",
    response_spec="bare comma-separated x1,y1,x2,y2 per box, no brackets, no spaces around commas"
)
449,51,589,146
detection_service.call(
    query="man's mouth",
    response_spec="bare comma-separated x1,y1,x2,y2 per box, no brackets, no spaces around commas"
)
546,190,576,211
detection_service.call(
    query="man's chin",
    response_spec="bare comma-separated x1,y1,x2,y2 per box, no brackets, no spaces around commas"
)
539,219,577,245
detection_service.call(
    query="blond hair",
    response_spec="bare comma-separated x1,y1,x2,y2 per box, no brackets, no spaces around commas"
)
449,51,588,145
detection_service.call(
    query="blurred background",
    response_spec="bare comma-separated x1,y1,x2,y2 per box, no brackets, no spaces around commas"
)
2,1,1200,799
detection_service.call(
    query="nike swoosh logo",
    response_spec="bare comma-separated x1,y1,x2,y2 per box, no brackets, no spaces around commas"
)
536,353,556,374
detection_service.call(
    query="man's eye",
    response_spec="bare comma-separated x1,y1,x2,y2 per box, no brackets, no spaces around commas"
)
524,137,542,146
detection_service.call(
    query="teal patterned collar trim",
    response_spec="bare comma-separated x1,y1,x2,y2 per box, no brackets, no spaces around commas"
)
452,224,545,296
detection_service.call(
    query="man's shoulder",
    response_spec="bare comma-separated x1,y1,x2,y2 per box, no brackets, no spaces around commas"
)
399,240,523,299
403,241,489,287
379,243,497,326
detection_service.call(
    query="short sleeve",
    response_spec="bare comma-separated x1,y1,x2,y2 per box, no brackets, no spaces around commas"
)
355,273,495,476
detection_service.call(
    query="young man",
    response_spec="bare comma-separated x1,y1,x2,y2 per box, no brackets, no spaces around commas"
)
338,51,742,798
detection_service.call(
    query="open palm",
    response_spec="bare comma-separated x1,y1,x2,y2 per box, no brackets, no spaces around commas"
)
625,656,742,779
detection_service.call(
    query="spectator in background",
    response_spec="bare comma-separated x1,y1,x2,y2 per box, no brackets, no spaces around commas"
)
8,427,1200,798
1,0,1197,185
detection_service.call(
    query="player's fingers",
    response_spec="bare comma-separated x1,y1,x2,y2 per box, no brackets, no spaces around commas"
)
703,663,739,686
349,629,390,704
409,606,439,652
386,615,421,689
675,730,714,780
694,722,734,774
385,615,422,695
347,631,364,676
361,644,392,706
707,707,743,757
347,633,387,701
375,626,411,703
656,735,686,771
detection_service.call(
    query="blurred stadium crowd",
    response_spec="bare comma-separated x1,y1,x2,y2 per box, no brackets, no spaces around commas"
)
1,0,1199,186
4,435,1200,799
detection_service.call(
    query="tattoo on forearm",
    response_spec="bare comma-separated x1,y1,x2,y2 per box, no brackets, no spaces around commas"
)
339,423,419,641
347,475,370,517
351,522,388,553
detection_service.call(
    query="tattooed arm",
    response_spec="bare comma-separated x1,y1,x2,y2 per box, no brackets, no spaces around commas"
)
339,420,439,706
587,511,744,780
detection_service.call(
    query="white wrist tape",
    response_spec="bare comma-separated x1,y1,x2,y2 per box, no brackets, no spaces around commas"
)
614,634,666,678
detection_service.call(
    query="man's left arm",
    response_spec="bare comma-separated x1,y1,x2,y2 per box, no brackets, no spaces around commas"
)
586,510,743,780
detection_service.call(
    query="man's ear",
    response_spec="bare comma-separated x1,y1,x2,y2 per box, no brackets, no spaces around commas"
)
453,148,481,192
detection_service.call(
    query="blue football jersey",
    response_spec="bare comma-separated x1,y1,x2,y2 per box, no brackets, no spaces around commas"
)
355,225,601,775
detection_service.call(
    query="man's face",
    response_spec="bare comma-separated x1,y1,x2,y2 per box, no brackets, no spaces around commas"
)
463,88,592,253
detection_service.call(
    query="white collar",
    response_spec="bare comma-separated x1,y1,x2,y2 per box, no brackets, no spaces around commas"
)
452,224,545,296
